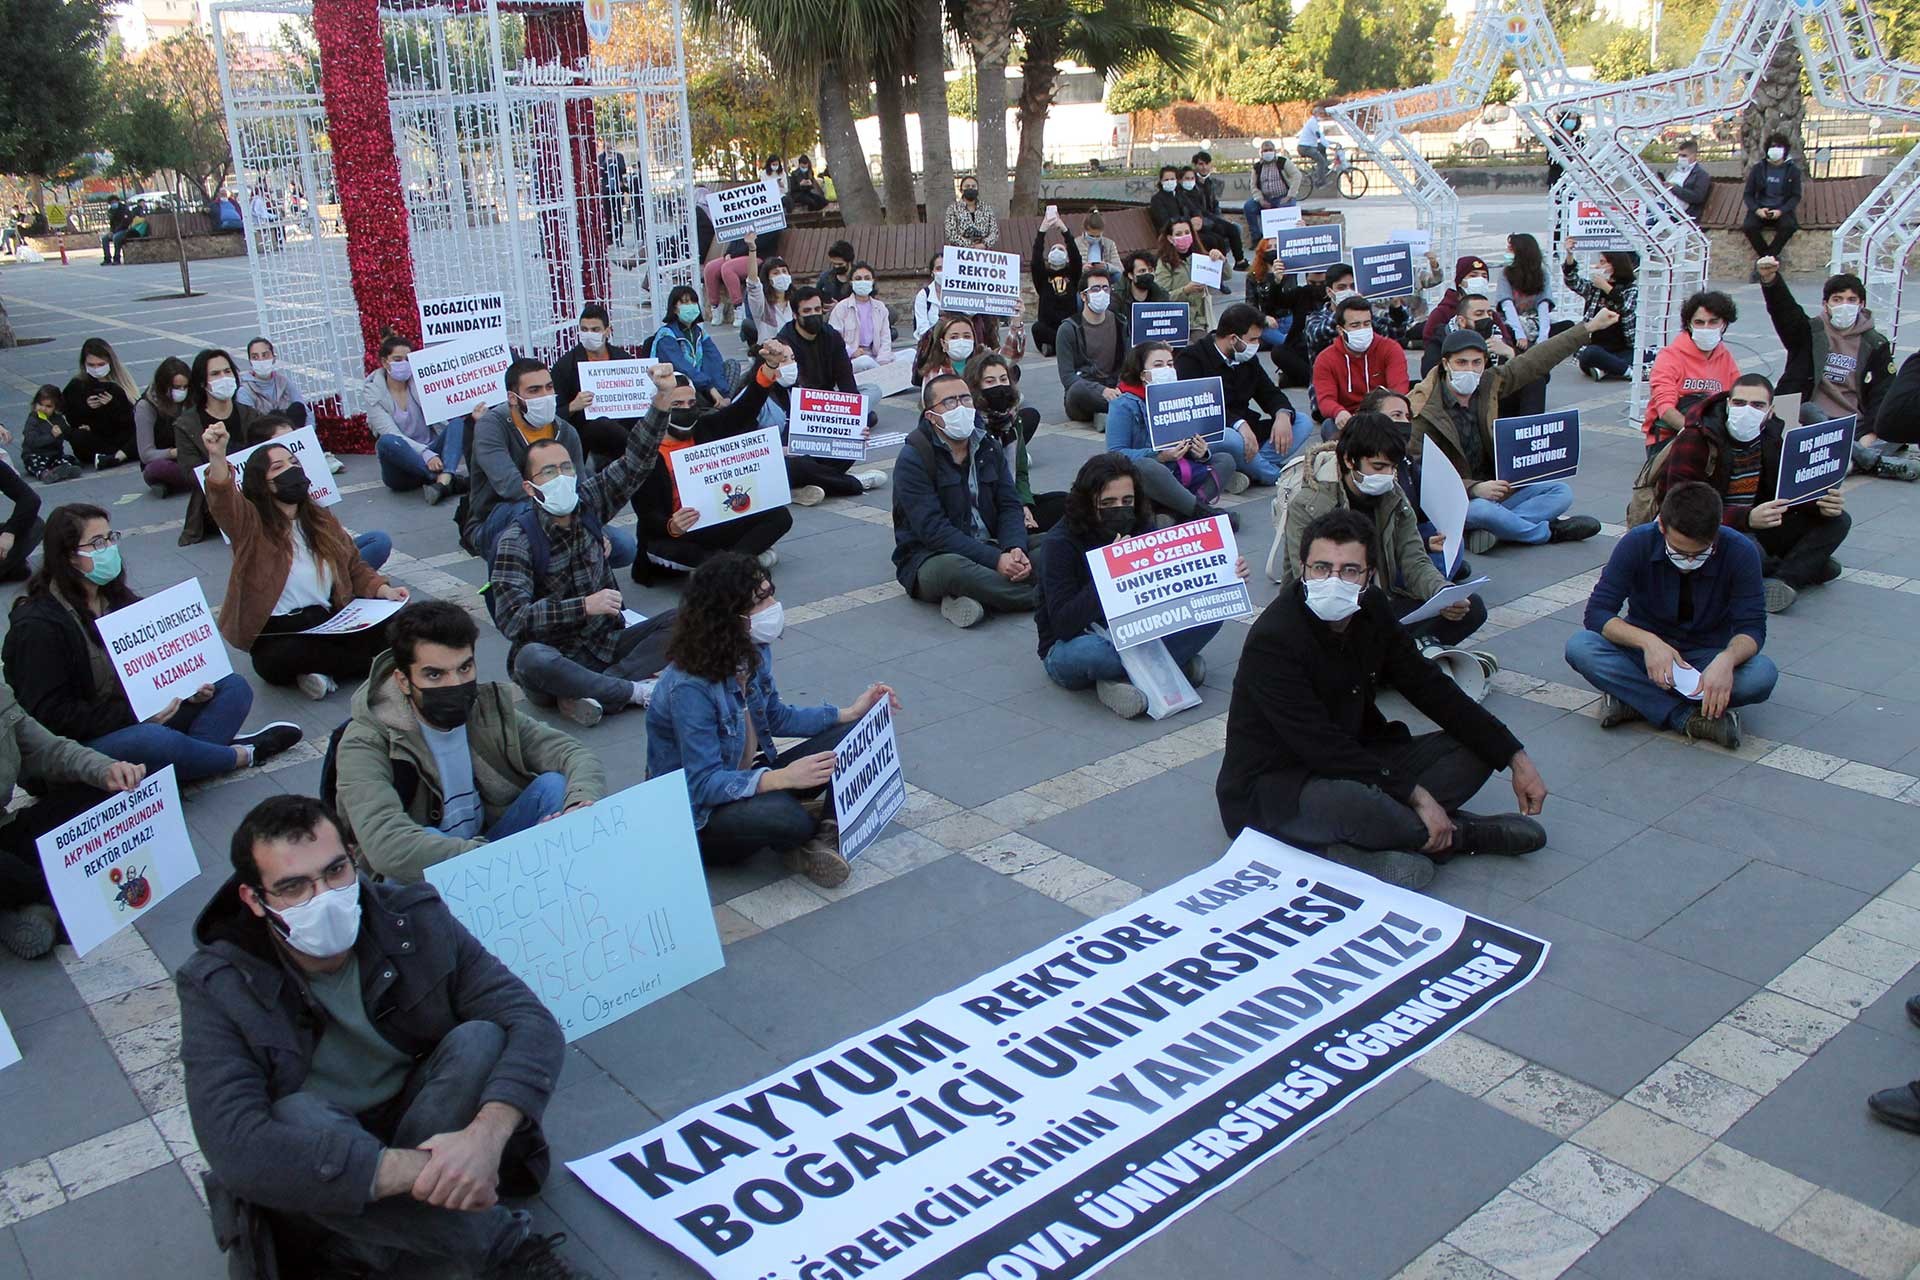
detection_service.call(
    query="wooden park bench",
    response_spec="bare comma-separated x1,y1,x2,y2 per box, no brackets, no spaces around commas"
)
119,211,247,265
1698,175,1878,275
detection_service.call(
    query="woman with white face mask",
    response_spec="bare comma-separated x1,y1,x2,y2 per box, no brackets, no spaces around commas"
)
60,337,138,470
236,336,310,430
134,356,195,495
174,346,261,546
915,315,981,385
645,552,900,887
1029,208,1083,356
827,261,896,370
367,330,482,504
1742,131,1802,263
745,236,798,339
1103,341,1242,524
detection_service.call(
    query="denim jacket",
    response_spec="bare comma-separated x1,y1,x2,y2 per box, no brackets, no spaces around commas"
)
644,647,839,827
648,322,727,395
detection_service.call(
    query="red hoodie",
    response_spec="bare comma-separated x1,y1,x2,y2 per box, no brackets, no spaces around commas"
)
1643,332,1740,445
1312,336,1410,419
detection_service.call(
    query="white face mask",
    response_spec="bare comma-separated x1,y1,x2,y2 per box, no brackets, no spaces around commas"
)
1046,248,1068,269
1448,368,1482,397
1828,302,1860,330
520,393,559,426
168,387,188,404
1343,326,1375,353
1462,276,1491,294
1145,364,1177,385
776,361,800,387
1161,179,1176,193
1354,471,1398,497
532,472,579,516
1179,179,1196,191
1666,543,1713,573
746,600,785,644
936,406,976,441
579,330,607,351
1690,326,1722,353
1766,147,1786,163
250,358,275,377
946,336,975,363
1086,289,1111,314
1303,576,1363,622
1231,343,1258,364
270,881,361,958
85,363,111,380
852,278,875,297
1260,149,1276,162
770,272,792,293
1725,403,1767,442
208,375,238,400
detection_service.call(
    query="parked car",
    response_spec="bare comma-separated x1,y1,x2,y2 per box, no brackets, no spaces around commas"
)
1453,104,1537,158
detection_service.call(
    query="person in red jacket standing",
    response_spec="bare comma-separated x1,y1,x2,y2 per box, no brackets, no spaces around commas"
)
1641,290,1741,455
1314,296,1411,429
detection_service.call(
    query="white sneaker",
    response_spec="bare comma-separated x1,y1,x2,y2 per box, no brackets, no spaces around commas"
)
854,470,888,491
1223,471,1251,495
295,672,337,701
792,485,827,507
558,696,603,727
325,452,346,475
940,596,985,628
630,677,658,709
757,549,779,569
1096,679,1148,719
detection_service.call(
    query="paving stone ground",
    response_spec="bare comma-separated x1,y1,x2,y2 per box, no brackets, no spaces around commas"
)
5,194,1920,1279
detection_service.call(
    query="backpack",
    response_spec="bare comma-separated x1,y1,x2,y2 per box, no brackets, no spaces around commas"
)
1626,391,1725,527
318,720,420,841
481,503,605,625
1169,455,1220,505
1264,450,1314,582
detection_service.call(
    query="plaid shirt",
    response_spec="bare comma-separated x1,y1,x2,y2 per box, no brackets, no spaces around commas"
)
490,411,665,664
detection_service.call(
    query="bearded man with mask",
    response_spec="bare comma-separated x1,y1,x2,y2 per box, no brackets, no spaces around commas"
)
488,362,686,725
336,602,605,880
1218,508,1549,890
891,372,1036,629
178,794,586,1279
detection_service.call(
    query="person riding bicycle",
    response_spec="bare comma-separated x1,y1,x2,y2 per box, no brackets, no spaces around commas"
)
1298,104,1334,191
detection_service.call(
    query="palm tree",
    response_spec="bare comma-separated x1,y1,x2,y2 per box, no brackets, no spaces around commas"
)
1739,34,1805,163
873,29,919,221
961,0,1018,218
912,0,954,222
1010,0,1213,206
691,0,905,223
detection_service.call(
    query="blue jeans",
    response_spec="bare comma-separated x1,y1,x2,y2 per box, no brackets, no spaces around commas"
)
269,1022,530,1271
473,500,635,569
1577,345,1631,379
353,531,392,572
1564,630,1778,731
1043,623,1222,690
483,771,568,840
1466,480,1573,545
85,673,253,783
376,420,467,492
1241,196,1293,228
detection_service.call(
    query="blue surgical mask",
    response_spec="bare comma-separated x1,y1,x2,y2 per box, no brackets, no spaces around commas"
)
81,544,122,585
676,302,702,325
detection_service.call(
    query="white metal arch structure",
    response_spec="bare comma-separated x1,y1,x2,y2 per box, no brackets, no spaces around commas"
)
1324,0,1586,281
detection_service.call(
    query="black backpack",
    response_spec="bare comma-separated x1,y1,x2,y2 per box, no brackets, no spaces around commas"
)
479,503,605,626
318,720,419,837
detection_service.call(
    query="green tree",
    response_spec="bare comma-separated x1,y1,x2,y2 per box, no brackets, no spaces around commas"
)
0,0,110,188
1104,62,1177,116
1167,0,1288,99
1875,0,1920,59
1226,56,1332,130
1592,31,1654,81
1281,0,1444,95
1485,67,1520,106
947,68,978,119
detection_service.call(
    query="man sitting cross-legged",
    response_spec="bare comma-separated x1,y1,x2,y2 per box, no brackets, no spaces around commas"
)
1565,481,1778,749
1218,508,1550,889
178,794,585,1279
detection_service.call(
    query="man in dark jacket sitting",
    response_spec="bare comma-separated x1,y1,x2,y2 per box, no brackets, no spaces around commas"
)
178,794,583,1278
892,372,1035,629
1217,508,1549,889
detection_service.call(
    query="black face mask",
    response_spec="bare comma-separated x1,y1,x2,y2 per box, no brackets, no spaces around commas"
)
962,189,979,202
270,468,308,504
1472,317,1496,338
412,678,478,731
667,407,703,437
796,314,822,336
980,385,1019,414
1097,507,1135,537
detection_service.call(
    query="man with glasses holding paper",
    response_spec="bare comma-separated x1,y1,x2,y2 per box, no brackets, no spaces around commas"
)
1219,508,1549,890
179,794,586,1279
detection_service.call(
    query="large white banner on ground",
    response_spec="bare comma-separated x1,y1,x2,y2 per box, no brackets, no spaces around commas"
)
570,832,1549,1280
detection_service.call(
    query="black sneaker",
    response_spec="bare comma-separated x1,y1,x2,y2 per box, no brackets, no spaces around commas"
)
1548,515,1601,543
1869,1082,1920,1134
1815,557,1843,585
1451,811,1547,857
1683,708,1742,750
485,1232,589,1280
1195,503,1241,532
1598,694,1642,729
234,722,303,765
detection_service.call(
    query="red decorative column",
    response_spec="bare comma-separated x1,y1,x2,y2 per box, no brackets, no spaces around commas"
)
527,7,612,315
314,0,419,449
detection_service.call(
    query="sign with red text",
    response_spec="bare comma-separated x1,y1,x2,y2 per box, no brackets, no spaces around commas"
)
1089,514,1252,649
568,831,1548,1280
412,332,514,424
193,424,337,515
426,773,722,1041
93,581,234,722
578,359,659,419
1570,199,1644,252
790,388,870,460
37,767,195,957
296,597,405,636
667,426,791,528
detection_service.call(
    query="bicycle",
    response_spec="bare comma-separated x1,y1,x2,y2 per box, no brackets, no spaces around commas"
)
1301,142,1369,200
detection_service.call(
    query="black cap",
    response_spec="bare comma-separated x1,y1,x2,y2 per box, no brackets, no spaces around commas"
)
1441,328,1489,357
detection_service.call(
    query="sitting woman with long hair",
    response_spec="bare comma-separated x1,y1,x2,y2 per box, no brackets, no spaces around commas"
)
2,504,301,781
645,552,898,888
200,419,410,698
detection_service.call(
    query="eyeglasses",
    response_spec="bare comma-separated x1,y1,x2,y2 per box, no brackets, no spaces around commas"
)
531,462,577,483
1303,561,1370,584
259,853,357,907
77,531,123,552
932,394,974,413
